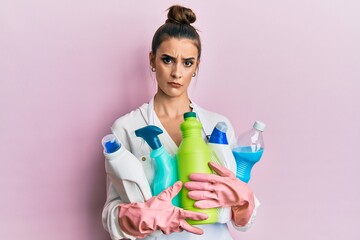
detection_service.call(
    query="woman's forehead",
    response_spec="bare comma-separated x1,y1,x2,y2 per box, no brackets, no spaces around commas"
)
157,38,198,58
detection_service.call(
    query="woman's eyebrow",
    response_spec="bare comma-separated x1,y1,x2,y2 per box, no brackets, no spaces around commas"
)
161,54,176,60
183,57,195,61
161,54,195,61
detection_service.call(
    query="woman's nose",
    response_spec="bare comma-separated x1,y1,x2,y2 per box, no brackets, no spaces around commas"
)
171,63,182,79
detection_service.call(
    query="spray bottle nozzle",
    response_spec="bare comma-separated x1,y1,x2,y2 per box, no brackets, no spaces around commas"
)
135,125,163,150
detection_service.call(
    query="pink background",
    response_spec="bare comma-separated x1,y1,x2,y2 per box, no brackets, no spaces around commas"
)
1,1,359,239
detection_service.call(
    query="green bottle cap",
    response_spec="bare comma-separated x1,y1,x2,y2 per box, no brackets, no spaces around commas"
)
184,112,196,119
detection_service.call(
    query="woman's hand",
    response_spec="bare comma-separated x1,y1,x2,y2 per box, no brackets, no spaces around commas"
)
118,181,208,238
184,162,255,226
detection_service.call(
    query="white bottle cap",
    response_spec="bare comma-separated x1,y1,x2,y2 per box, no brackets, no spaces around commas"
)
253,121,266,132
215,121,228,132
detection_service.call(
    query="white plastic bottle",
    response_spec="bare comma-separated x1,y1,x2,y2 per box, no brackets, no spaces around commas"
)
102,134,152,203
207,121,237,223
208,122,237,174
232,121,266,183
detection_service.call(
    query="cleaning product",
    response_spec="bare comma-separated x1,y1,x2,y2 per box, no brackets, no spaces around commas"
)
207,121,237,223
135,125,179,207
177,112,217,225
208,122,237,173
232,121,266,183
102,134,152,203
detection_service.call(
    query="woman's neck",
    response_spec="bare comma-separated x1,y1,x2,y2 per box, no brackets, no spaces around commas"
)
153,93,192,119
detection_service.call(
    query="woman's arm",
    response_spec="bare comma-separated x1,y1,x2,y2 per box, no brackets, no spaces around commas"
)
102,179,136,240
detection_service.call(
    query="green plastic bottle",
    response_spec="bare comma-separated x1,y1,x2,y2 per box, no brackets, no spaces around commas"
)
176,112,217,225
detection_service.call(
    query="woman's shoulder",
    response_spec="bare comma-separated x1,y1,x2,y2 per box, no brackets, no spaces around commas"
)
111,102,149,141
112,103,148,128
110,102,152,164
195,103,233,127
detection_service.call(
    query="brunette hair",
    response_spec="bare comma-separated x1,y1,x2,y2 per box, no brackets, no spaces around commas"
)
151,5,201,59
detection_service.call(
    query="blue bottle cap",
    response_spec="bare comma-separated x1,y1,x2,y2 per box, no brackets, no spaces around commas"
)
104,140,120,153
102,134,121,153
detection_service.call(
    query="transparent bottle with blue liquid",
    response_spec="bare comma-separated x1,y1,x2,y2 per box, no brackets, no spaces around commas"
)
232,121,266,183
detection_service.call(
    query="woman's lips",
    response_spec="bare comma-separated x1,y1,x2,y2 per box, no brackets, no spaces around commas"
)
168,82,182,88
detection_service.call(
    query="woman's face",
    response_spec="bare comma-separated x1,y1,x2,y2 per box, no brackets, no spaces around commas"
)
150,38,199,98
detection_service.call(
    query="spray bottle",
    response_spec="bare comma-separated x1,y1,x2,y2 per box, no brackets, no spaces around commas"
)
135,125,179,207
102,134,152,203
207,121,237,223
177,112,217,225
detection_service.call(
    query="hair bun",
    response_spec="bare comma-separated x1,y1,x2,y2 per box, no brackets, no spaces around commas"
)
166,5,196,25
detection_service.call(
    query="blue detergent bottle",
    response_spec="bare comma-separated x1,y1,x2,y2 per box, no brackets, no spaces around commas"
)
208,122,237,174
102,134,153,203
135,125,180,206
207,122,237,223
232,121,266,183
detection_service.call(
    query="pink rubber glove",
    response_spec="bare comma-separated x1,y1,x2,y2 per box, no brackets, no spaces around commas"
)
185,162,255,227
118,181,208,238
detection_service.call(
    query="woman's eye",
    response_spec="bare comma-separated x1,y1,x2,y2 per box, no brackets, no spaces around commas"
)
162,57,172,64
184,61,193,67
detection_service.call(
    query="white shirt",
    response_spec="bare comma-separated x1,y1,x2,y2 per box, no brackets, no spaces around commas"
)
102,98,259,240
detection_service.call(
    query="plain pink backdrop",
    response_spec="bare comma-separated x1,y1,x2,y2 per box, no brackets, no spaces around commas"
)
1,1,359,239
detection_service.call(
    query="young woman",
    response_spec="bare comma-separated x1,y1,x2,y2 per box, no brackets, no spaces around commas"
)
102,5,259,240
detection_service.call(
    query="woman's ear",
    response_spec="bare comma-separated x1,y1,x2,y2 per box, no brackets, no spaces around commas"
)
149,51,155,68
195,59,200,72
